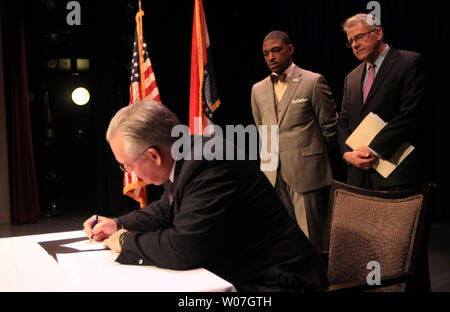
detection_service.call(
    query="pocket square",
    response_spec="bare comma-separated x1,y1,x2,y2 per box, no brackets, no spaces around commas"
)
292,98,309,104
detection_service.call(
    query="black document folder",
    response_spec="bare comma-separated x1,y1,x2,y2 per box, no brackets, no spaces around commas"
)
38,236,105,261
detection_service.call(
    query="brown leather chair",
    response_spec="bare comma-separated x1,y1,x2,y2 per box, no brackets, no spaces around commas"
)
323,180,432,292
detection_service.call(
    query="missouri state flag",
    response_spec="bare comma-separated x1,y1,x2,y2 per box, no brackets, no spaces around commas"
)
189,0,221,135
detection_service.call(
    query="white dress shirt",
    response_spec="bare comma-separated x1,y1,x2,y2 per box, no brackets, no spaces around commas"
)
273,62,296,102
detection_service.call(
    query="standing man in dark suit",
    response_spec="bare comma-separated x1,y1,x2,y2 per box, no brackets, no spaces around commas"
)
83,100,328,292
338,13,425,190
251,31,338,252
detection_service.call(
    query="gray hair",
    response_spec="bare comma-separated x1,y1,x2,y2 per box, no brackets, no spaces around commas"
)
342,13,382,33
106,100,180,157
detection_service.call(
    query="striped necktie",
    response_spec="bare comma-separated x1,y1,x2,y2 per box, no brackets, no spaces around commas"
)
363,64,375,103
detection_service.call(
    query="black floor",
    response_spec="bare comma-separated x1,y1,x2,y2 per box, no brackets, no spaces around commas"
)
0,210,449,292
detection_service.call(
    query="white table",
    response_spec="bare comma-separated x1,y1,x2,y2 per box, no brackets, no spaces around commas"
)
0,230,235,292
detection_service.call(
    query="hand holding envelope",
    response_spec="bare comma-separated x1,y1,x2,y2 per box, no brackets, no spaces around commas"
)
345,112,415,178
344,146,378,171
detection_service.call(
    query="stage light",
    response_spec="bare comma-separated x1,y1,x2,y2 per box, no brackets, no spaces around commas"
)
71,87,90,106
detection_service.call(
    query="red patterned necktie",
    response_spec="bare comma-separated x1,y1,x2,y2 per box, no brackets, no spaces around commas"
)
363,64,375,103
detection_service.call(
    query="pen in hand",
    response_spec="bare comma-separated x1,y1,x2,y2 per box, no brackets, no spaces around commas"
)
90,215,99,244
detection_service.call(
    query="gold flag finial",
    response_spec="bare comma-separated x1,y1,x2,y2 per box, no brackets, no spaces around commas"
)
139,0,142,11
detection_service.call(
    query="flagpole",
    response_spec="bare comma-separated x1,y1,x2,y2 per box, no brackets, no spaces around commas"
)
194,0,205,134
136,1,146,99
124,0,161,209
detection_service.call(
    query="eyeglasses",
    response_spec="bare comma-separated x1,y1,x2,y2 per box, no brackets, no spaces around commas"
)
119,145,158,173
346,29,377,48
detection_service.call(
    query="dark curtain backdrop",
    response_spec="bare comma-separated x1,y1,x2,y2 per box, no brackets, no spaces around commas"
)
2,1,40,224
2,0,448,220
98,0,449,219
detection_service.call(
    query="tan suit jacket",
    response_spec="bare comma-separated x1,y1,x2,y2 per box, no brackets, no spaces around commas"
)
251,65,337,193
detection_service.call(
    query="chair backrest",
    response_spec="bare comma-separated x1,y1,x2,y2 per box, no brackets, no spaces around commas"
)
326,180,431,292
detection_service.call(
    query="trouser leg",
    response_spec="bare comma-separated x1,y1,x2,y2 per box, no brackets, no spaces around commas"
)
303,186,330,252
274,169,330,252
274,169,309,238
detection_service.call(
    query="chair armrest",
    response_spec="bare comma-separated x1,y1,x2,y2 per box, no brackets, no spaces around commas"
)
323,271,414,292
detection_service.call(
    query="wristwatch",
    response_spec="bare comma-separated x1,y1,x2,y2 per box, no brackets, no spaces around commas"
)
114,218,123,231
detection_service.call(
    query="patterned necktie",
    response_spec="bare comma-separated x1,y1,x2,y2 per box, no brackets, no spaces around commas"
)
363,64,375,103
270,72,287,84
168,180,173,205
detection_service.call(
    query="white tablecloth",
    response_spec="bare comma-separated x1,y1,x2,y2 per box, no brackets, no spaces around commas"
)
0,230,235,292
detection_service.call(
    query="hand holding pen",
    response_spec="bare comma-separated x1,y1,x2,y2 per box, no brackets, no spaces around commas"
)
90,215,99,244
83,215,120,242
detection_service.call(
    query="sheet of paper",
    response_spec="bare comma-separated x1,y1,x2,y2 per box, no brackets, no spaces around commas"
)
373,143,415,178
56,250,117,271
345,112,415,179
61,239,107,251
345,112,387,150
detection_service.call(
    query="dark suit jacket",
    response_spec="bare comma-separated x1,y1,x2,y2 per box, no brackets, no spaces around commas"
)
116,136,328,291
337,46,425,188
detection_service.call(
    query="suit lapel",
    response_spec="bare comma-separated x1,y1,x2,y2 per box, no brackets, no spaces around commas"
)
261,78,279,124
356,64,365,104
171,159,182,204
168,157,184,223
277,66,303,125
348,62,366,120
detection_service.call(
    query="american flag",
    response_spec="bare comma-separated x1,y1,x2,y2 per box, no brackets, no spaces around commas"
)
124,10,160,208
129,29,160,104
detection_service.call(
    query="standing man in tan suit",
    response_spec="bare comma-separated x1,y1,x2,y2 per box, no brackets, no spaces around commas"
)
251,31,338,252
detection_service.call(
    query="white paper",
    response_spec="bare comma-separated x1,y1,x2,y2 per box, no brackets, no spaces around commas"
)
61,239,107,251
372,143,415,178
345,112,387,150
56,250,117,271
345,112,415,179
